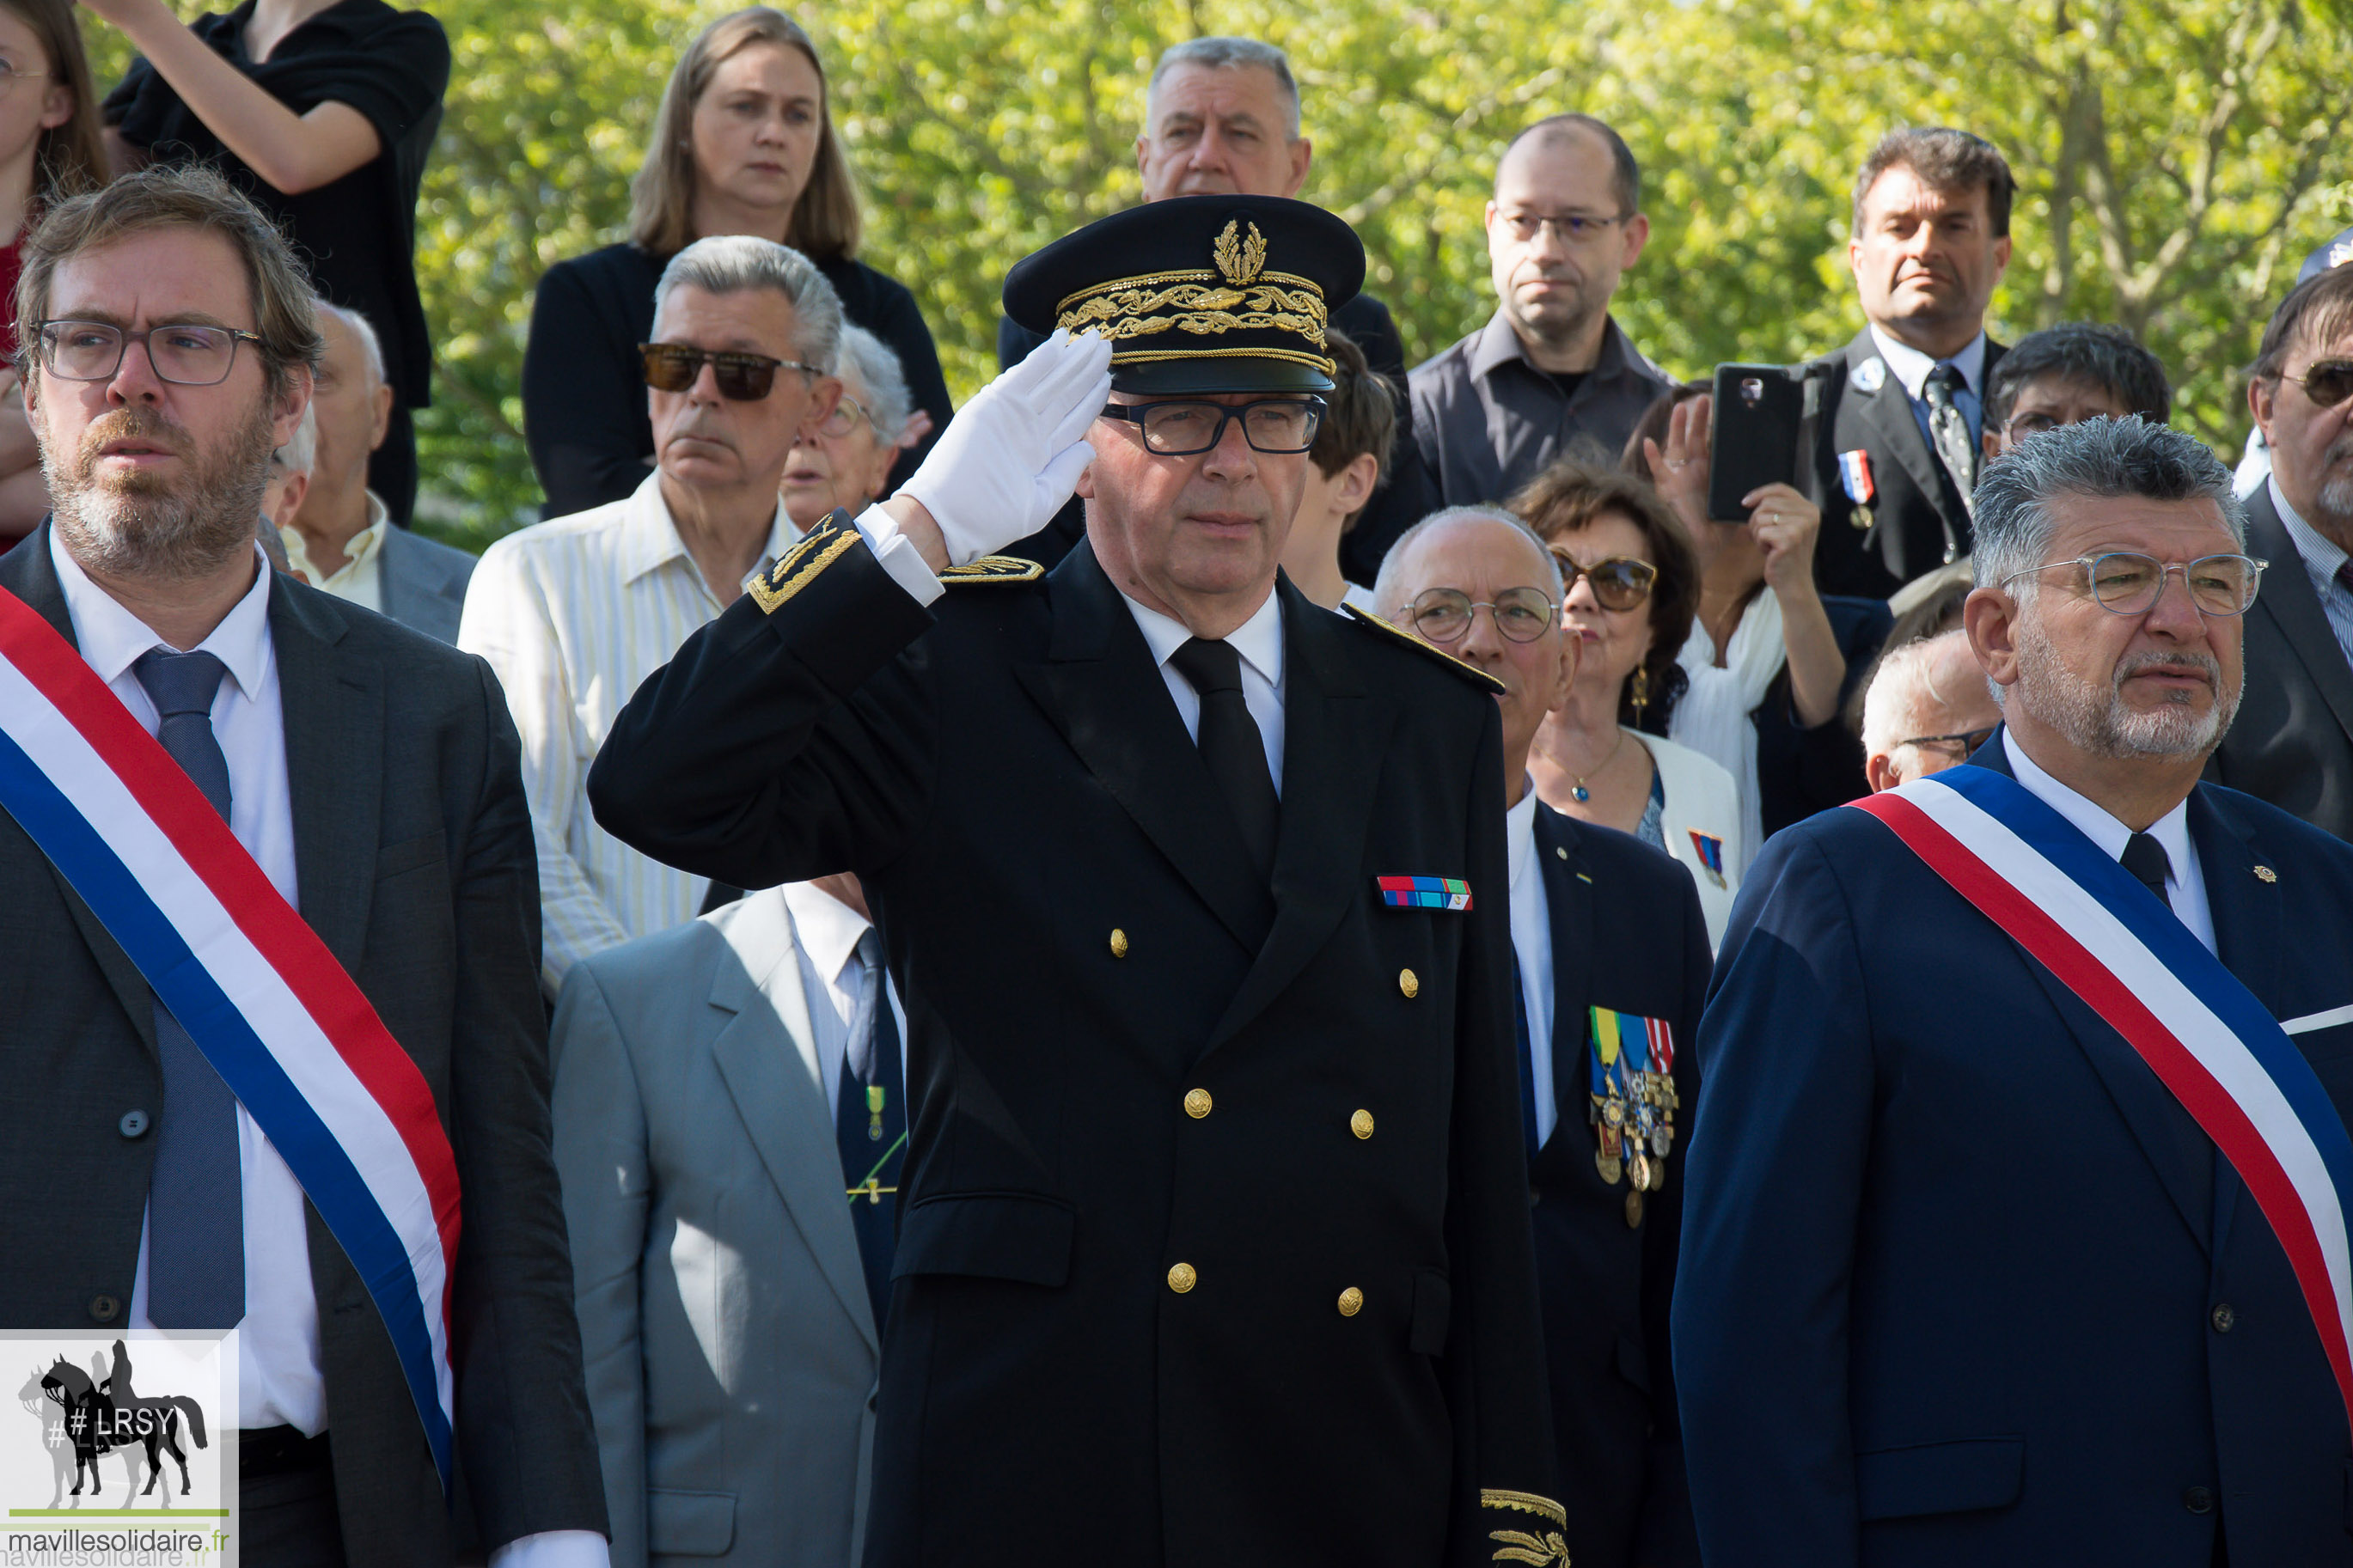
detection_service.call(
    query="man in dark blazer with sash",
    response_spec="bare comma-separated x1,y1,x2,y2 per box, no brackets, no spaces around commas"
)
590,195,1564,1565
1377,506,1709,1568
1803,130,2014,601
2209,263,2353,841
0,168,604,1566
1677,417,2353,1566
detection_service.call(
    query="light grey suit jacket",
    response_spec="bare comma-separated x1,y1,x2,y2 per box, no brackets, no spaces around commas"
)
380,522,476,644
551,888,878,1568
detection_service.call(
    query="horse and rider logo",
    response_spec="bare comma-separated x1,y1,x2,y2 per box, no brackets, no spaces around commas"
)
17,1339,210,1507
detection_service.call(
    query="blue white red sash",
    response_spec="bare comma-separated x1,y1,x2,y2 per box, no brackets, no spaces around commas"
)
1852,764,2353,1440
0,585,459,1488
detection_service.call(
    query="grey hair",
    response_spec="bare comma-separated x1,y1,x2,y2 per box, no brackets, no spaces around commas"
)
651,235,844,372
833,324,912,448
1861,628,1974,759
1149,37,1301,139
270,399,318,479
1972,416,2246,601
1372,504,1565,619
315,300,386,390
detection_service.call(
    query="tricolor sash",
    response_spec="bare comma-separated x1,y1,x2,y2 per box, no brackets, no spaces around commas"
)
1852,764,2353,1441
0,585,460,1489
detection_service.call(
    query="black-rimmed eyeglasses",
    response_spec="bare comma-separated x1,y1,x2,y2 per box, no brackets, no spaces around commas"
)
1097,398,1325,455
1898,725,1997,761
35,320,266,387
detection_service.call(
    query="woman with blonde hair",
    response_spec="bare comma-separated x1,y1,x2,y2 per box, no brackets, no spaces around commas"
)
523,8,949,519
0,0,103,546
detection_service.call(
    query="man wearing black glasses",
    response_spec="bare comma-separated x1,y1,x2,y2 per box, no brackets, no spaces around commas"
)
590,194,1565,1567
2211,262,2353,841
1858,627,2002,792
460,234,847,997
1680,416,2353,1567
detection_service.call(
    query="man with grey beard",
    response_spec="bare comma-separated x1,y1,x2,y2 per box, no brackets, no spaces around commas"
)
0,166,608,1566
1675,416,2353,1567
2210,261,2353,840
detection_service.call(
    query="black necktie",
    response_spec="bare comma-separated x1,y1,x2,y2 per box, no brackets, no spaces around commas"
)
835,930,905,1332
2121,832,2173,909
131,649,245,1329
1168,638,1280,877
1924,363,1977,517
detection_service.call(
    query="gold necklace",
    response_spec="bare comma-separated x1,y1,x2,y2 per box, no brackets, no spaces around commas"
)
1568,727,1628,803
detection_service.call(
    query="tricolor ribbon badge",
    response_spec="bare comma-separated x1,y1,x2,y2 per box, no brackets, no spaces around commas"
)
1377,874,1472,912
1687,830,1727,888
1837,448,1877,505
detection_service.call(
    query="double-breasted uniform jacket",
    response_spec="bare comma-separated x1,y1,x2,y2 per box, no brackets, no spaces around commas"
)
587,515,1565,1566
0,528,606,1566
1803,328,2008,601
1525,803,1709,1568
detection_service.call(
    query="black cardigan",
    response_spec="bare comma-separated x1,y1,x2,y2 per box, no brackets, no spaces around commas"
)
1752,593,1892,839
523,241,952,520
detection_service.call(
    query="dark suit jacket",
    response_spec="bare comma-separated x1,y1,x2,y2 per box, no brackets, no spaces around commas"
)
1675,736,2353,1567
1526,804,1708,1568
1805,328,2007,601
0,530,607,1567
2208,479,2353,841
588,523,1562,1566
1751,593,1892,841
996,290,1441,586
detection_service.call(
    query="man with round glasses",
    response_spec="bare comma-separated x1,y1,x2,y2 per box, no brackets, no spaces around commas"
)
2212,259,2353,841
460,233,846,995
1678,415,2353,1566
590,194,1565,1565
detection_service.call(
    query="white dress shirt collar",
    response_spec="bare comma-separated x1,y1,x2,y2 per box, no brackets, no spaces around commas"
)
279,491,389,594
1506,778,1539,890
620,469,798,596
2271,474,2351,581
779,879,874,988
1121,583,1286,691
2002,728,2213,952
52,527,274,696
1869,324,1989,402
1503,781,1555,1145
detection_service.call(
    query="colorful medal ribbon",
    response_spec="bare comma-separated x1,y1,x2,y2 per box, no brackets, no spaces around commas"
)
1837,448,1876,504
1589,1006,1679,1199
0,585,461,1490
1853,765,2353,1443
1377,874,1472,911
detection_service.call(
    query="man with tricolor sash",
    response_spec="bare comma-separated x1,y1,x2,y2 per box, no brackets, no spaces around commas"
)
0,168,606,1565
1676,415,2353,1565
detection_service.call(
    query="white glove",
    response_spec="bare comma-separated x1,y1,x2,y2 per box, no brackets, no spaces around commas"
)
897,327,1113,564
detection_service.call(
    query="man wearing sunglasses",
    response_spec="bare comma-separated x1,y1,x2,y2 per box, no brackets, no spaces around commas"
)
1680,416,2353,1567
461,234,846,996
2210,261,2353,842
590,194,1564,1566
1859,627,2002,792
1378,506,1710,1568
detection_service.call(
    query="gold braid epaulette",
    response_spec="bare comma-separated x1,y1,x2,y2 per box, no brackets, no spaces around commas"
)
1482,1489,1569,1565
938,555,1043,584
1341,603,1507,693
746,512,859,614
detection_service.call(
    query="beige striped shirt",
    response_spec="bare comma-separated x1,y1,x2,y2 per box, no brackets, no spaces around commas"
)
459,472,798,993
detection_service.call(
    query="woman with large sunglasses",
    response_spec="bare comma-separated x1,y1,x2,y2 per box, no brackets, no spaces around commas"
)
523,9,950,522
1631,384,1892,877
1511,461,1745,949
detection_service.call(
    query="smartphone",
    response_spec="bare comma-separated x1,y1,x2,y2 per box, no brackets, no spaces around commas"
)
1707,363,1804,522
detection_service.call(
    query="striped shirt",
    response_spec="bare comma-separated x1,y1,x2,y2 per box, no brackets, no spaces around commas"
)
2271,477,2353,671
459,472,799,993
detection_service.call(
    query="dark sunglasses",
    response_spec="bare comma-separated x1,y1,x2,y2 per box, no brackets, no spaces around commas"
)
2285,359,2353,409
1549,550,1658,612
1898,724,1997,760
639,342,822,400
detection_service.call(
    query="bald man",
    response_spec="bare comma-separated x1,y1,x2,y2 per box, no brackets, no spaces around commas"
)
1861,628,2004,791
1410,113,1673,508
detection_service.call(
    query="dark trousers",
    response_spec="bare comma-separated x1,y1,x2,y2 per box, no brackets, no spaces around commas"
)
369,404,418,528
240,1429,345,1567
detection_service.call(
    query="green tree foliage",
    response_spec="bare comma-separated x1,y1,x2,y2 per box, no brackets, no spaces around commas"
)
76,0,2353,545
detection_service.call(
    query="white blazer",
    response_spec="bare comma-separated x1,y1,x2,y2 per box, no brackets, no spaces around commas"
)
1635,729,1743,951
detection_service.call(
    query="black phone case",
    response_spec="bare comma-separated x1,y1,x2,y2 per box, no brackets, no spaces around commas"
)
1708,363,1805,521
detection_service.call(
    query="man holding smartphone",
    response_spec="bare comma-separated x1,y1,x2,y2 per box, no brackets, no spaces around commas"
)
1801,128,2015,601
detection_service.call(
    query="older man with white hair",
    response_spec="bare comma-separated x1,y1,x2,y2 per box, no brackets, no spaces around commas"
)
460,235,845,992
282,302,475,640
1859,627,2003,790
1678,416,2353,1567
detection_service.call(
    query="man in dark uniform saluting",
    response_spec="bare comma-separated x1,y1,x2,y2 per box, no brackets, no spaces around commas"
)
588,195,1564,1565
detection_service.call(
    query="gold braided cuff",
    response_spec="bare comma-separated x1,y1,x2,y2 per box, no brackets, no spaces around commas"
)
1482,1490,1569,1566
